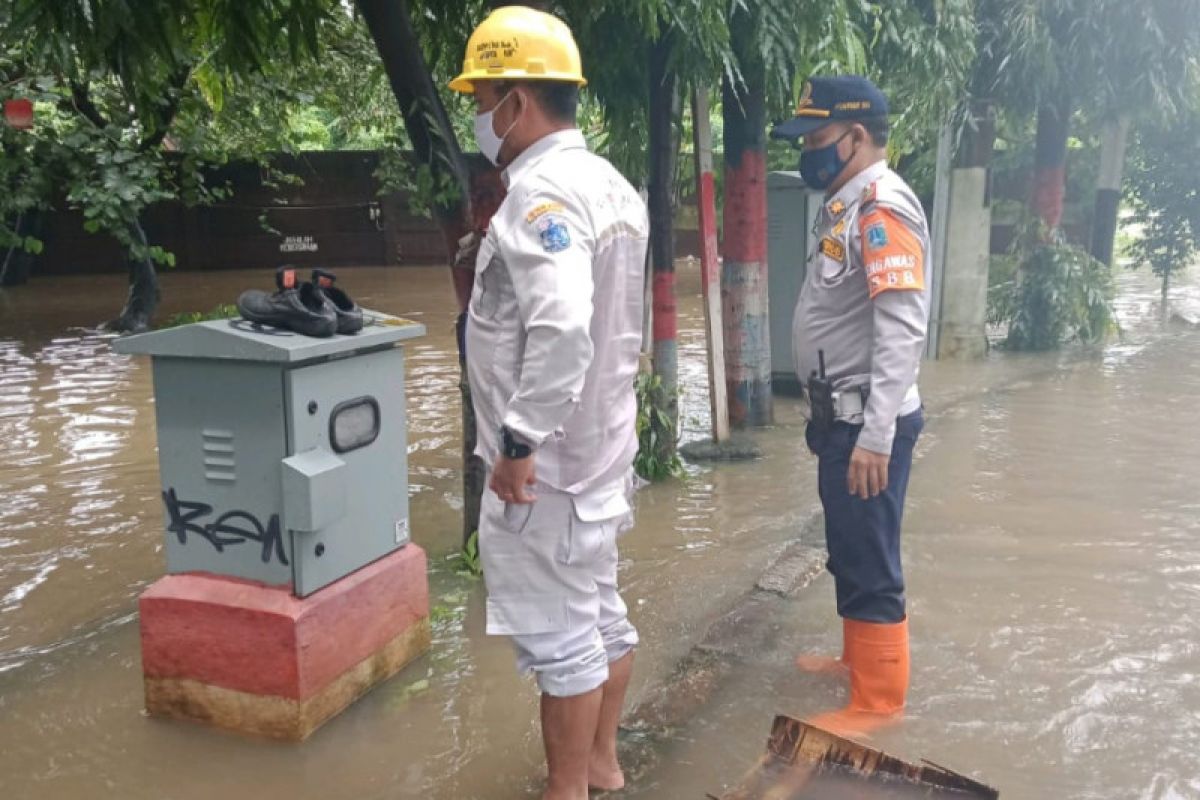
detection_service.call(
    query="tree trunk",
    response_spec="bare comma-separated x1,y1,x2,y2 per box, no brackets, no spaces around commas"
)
1089,114,1130,267
356,0,473,303
648,32,678,459
109,219,159,333
0,210,38,287
720,4,772,427
1031,96,1071,236
356,0,484,544
957,98,996,170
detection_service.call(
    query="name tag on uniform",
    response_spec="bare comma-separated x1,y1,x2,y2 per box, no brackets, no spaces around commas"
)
819,236,845,261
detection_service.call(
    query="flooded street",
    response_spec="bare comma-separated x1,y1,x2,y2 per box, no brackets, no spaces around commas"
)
625,269,1200,800
2,260,1199,799
0,263,815,799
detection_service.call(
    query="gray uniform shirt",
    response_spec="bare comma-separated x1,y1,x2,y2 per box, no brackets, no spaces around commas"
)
792,159,930,454
466,130,649,501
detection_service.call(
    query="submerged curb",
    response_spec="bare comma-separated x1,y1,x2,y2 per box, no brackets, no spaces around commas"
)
616,522,827,787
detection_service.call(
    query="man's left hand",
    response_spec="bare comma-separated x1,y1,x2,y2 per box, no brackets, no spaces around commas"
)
490,455,538,504
848,446,889,500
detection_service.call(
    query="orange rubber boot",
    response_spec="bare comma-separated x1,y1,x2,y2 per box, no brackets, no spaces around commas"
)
795,617,852,678
806,617,909,740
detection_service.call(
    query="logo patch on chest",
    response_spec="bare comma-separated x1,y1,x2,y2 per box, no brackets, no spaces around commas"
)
537,214,572,253
819,236,845,261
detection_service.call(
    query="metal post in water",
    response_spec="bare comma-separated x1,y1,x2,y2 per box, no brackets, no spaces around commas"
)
693,87,730,443
927,120,953,360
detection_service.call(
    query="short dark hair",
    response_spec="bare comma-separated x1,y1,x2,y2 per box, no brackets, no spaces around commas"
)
495,80,579,123
860,116,889,147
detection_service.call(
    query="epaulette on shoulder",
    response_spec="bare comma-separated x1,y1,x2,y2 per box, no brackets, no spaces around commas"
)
861,181,878,206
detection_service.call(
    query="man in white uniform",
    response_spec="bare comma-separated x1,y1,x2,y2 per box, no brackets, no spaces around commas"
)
449,8,648,799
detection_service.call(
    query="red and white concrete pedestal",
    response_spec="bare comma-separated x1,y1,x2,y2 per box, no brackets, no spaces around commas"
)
139,544,430,741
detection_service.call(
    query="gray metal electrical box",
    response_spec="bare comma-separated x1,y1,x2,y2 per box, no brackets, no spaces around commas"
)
113,313,425,597
767,171,822,395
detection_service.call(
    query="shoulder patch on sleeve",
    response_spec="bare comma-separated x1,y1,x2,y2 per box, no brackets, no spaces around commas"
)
525,201,566,224
535,213,572,253
859,207,925,300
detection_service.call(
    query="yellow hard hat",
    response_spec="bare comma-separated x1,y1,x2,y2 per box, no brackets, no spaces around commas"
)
448,6,586,93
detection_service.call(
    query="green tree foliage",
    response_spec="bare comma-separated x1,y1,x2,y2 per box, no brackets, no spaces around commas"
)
634,373,684,481
970,0,1200,348
198,12,408,154
988,219,1115,350
1127,112,1200,296
810,0,975,159
1,0,343,328
759,0,975,179
1072,0,1200,122
968,0,1200,182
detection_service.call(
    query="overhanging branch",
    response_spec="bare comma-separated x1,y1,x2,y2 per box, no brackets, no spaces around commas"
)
355,0,471,230
68,81,109,129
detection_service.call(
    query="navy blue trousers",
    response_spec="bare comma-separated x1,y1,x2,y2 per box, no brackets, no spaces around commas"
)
805,409,924,624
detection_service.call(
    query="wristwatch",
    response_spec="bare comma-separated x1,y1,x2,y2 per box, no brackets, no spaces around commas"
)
500,425,532,459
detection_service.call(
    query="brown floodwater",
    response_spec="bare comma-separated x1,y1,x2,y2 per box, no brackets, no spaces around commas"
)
624,268,1200,800
1,260,1198,799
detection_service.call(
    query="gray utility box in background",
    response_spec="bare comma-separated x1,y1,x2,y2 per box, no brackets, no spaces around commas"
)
114,313,425,597
767,171,822,396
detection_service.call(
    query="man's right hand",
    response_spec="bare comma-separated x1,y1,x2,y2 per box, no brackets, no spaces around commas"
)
848,445,889,500
490,455,538,504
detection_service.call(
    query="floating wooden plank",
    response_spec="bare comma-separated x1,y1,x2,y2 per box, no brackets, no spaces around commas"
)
719,715,999,800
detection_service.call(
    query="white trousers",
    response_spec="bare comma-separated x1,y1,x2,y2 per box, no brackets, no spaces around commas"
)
479,482,639,697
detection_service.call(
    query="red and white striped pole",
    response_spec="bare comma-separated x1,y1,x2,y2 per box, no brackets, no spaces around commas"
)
692,88,729,443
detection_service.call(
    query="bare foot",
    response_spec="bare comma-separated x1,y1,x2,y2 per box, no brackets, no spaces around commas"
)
587,754,625,792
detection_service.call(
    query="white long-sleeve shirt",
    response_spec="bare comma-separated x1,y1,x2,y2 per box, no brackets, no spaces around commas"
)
465,129,649,496
792,159,930,454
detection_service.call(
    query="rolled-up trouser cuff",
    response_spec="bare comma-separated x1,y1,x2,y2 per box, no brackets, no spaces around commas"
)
480,484,639,698
534,656,611,697
510,622,612,698
600,617,639,663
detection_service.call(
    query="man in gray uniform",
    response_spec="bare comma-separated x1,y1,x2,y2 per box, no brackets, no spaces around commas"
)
450,7,648,799
771,76,930,738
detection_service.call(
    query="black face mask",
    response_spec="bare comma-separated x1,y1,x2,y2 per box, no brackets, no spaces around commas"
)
799,130,855,190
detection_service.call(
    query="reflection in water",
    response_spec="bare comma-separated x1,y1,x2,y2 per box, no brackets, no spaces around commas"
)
0,263,1198,799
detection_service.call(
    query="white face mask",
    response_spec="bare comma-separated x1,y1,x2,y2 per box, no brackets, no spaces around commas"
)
474,90,519,166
